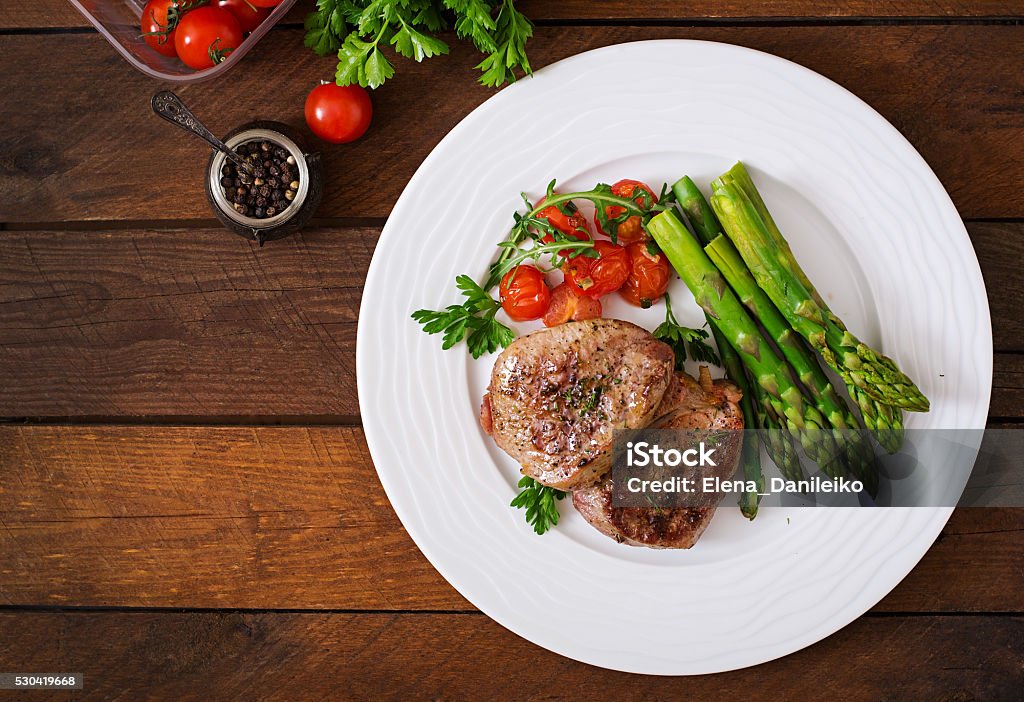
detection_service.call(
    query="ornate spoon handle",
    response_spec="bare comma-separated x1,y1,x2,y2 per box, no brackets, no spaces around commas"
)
151,90,251,172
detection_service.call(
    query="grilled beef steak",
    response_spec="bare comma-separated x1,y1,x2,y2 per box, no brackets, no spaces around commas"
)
480,319,675,490
572,368,745,549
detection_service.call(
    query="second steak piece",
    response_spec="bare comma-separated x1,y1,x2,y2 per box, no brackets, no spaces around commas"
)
481,319,675,490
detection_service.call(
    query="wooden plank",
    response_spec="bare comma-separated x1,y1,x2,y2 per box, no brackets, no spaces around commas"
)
0,225,1020,418
1,425,1021,612
0,227,369,418
0,425,467,610
0,612,1020,698
4,0,1021,30
0,25,1022,223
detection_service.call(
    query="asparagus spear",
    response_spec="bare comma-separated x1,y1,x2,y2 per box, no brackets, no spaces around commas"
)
705,234,879,493
710,173,929,414
851,385,905,454
674,176,722,244
709,323,764,519
647,210,844,476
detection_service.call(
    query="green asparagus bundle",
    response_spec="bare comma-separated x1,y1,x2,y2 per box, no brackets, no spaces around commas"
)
711,163,922,444
675,176,878,490
709,323,765,519
705,234,879,493
647,210,845,477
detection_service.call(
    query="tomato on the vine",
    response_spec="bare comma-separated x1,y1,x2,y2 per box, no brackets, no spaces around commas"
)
563,240,630,298
141,0,181,57
543,282,602,327
216,0,269,33
620,241,670,308
595,179,658,244
305,83,373,144
174,6,243,70
499,265,551,322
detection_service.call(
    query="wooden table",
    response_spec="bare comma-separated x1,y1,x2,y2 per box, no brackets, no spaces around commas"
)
1,1,1022,698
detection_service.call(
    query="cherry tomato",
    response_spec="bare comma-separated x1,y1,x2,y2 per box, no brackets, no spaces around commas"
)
595,179,658,244
620,241,671,308
499,265,551,322
543,282,602,327
534,196,591,258
247,0,282,6
174,6,243,69
563,240,630,298
141,0,180,57
304,83,373,144
216,0,269,33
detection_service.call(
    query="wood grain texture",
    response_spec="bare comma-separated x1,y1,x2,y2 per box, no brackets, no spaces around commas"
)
4,0,1021,30
0,612,1021,700
0,425,1021,612
1,224,1020,418
1,25,1022,223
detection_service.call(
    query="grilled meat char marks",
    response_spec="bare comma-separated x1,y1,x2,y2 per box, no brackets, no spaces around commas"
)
482,319,675,491
572,371,745,549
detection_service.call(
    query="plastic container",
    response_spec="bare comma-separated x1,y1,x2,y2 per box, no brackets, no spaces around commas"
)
69,0,299,82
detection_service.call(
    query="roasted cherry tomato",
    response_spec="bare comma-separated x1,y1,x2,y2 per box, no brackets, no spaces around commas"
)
141,0,180,57
535,197,590,239
247,0,282,6
305,83,373,144
620,241,671,308
543,281,602,327
499,265,551,322
174,6,243,69
595,179,658,244
216,0,269,33
563,240,630,298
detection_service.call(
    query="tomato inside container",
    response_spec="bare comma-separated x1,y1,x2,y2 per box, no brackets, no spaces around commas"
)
69,0,298,82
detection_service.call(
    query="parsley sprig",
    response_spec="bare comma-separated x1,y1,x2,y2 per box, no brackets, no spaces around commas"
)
510,477,565,534
412,275,514,358
305,0,533,89
654,293,721,369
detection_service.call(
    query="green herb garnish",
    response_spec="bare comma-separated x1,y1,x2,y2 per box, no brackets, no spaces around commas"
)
412,275,514,358
653,293,721,369
510,476,565,534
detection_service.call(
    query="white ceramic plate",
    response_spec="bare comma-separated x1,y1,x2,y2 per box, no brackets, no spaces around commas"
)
357,40,992,675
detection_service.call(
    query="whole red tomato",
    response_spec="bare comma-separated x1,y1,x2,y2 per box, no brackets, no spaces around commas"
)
499,266,551,322
595,179,658,244
174,6,243,69
543,282,602,327
216,0,269,33
620,241,670,308
141,0,180,57
305,83,373,144
563,240,630,298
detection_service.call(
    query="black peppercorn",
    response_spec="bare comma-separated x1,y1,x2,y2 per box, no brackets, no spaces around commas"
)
220,139,300,222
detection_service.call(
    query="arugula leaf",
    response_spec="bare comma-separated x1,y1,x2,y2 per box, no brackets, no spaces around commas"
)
412,274,514,358
510,476,565,535
475,0,533,87
653,293,722,369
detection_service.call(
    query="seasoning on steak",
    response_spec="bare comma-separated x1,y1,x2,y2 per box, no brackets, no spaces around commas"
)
571,368,745,549
480,319,675,490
